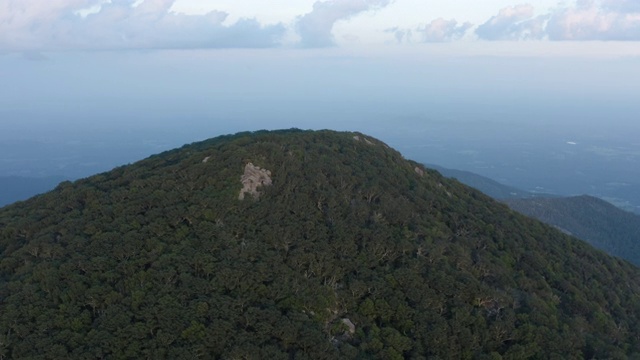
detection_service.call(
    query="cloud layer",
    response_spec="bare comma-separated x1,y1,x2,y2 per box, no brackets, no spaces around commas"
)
390,1,640,43
419,18,473,42
476,4,548,40
0,0,394,51
2,0,640,52
477,1,640,41
296,0,392,47
547,1,640,40
0,0,285,51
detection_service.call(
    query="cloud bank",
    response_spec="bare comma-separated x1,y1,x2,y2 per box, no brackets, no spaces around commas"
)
384,27,413,43
389,1,640,44
478,1,640,41
419,18,473,42
296,0,392,47
601,0,640,13
476,4,547,40
547,0,640,40
0,0,285,51
3,0,640,52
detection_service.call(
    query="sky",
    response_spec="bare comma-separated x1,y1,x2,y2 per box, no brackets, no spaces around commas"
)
3,0,640,51
1,0,640,200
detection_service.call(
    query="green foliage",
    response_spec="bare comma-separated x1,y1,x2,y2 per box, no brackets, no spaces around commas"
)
1,129,640,358
433,165,640,266
506,195,640,266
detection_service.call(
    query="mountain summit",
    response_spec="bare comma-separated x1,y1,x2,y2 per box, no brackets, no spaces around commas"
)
1,129,639,358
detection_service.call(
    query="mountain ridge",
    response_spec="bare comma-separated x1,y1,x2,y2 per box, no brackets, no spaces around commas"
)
429,163,640,266
425,164,545,199
505,195,640,265
1,129,639,358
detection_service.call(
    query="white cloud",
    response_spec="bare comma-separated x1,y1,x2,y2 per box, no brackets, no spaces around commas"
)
474,1,640,41
601,0,640,13
419,18,473,42
3,0,640,52
547,1,640,40
296,0,392,47
476,4,548,40
0,0,285,51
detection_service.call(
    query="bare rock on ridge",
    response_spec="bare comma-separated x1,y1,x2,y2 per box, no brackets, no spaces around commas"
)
238,162,273,200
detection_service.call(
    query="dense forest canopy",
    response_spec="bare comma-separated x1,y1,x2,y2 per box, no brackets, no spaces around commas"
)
1,129,639,359
505,195,640,267
431,164,640,267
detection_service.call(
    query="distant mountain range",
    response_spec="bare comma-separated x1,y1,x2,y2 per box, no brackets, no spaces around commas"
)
0,176,66,207
426,164,554,199
504,195,640,265
429,164,640,266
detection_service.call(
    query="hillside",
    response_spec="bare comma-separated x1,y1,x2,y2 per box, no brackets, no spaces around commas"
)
426,164,553,200
1,129,640,359
505,195,640,266
429,165,640,265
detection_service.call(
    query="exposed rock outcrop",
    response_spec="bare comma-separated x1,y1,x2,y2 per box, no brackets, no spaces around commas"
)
341,318,356,334
353,135,374,145
238,163,272,200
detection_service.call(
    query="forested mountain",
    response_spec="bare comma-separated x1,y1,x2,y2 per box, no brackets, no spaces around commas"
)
0,176,66,207
430,164,640,266
426,164,552,200
1,129,640,359
505,195,640,266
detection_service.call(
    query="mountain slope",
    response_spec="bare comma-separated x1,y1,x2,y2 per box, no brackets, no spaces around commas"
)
1,129,639,359
431,164,640,265
425,164,537,199
426,164,557,200
505,195,640,266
